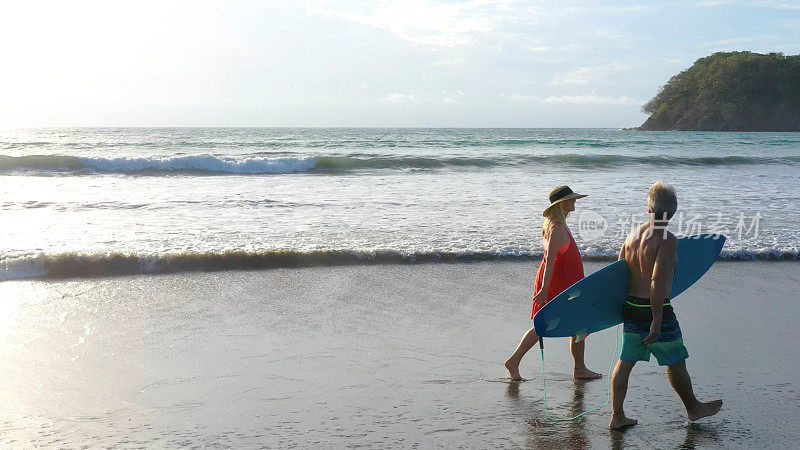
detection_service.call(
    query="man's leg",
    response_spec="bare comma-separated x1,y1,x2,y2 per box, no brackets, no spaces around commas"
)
569,336,602,379
505,327,538,381
666,361,723,421
609,359,638,430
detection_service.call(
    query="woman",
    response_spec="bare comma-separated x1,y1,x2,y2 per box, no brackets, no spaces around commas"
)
504,185,602,381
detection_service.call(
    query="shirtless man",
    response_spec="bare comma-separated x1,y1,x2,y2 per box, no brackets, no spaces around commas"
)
608,182,722,430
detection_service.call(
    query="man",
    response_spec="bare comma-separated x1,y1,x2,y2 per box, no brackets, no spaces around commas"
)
609,182,722,430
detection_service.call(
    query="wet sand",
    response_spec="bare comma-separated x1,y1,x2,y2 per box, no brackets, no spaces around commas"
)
0,261,798,448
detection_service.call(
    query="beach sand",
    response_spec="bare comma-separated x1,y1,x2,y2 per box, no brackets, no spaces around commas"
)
0,261,798,448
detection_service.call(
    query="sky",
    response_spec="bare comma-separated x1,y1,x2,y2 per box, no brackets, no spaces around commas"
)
1,0,798,128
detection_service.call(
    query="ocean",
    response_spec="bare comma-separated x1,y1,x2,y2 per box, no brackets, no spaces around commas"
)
2,128,799,447
1,127,797,280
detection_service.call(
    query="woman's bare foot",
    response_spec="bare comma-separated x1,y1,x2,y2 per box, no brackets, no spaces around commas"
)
505,358,523,381
573,367,602,380
608,414,638,430
687,399,723,421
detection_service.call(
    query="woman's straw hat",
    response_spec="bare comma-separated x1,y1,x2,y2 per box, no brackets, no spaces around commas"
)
542,185,587,216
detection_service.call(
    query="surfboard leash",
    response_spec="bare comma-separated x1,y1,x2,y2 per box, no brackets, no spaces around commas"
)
538,324,621,422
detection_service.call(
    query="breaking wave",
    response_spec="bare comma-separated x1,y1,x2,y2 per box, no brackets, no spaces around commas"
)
1,248,796,280
0,154,317,175
1,153,800,176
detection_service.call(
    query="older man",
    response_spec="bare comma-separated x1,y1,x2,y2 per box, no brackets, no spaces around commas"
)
609,182,722,430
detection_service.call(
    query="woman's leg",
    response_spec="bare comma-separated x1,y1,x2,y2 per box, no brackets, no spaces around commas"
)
570,336,602,379
505,327,539,380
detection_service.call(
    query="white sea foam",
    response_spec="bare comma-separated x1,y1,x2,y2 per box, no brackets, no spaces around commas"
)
0,255,47,281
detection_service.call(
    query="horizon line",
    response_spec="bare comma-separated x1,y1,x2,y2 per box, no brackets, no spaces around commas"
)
1,125,641,130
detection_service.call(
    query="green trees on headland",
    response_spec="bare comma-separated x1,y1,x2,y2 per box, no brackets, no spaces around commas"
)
638,51,800,131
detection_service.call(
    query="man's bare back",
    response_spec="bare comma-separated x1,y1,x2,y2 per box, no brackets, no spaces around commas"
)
619,222,677,299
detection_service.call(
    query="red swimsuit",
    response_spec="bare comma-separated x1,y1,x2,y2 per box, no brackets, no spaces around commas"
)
531,222,585,319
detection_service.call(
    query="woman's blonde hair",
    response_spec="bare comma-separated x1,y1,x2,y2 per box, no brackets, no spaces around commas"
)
542,203,570,236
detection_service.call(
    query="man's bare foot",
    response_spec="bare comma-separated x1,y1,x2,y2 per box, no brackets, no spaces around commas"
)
687,399,722,421
609,414,638,430
505,359,523,381
573,367,602,380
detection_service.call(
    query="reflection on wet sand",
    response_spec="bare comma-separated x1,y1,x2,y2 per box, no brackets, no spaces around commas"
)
610,415,723,449
505,378,523,400
522,379,591,450
565,380,589,450
682,422,722,449
609,424,630,450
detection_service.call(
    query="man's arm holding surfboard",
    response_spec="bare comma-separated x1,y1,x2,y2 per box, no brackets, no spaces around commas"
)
645,235,678,345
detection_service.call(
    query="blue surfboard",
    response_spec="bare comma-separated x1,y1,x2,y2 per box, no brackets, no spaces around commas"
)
533,234,725,338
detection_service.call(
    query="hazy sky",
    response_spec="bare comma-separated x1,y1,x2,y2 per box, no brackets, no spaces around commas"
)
1,0,798,127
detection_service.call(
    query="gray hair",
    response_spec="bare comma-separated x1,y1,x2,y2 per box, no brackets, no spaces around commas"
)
647,182,677,221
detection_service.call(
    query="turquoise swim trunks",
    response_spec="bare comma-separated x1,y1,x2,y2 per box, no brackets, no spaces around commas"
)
620,315,689,367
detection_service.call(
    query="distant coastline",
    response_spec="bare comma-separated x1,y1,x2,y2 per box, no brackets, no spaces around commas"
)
638,51,800,131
